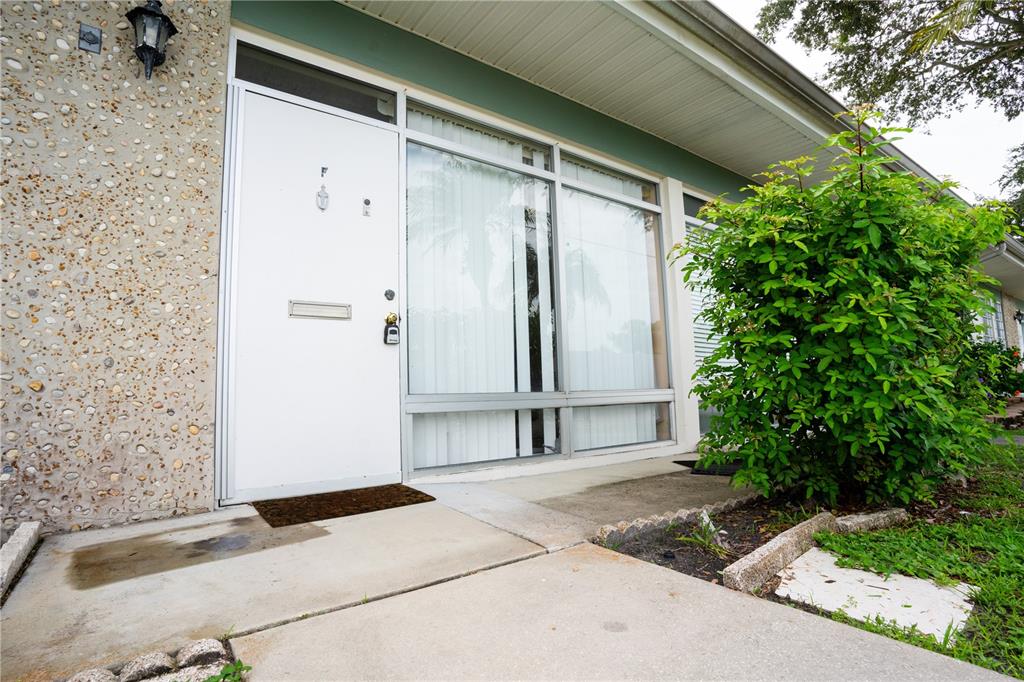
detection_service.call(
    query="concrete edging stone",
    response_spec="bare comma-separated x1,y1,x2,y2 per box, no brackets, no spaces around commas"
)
0,521,41,596
594,491,761,547
722,511,836,593
834,508,910,533
64,639,229,682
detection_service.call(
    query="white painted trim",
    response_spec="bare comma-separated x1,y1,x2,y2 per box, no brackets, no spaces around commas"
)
664,178,701,451
609,1,831,143
223,472,403,505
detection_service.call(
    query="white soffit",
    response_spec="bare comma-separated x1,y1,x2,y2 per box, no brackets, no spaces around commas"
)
343,0,828,180
982,240,1024,299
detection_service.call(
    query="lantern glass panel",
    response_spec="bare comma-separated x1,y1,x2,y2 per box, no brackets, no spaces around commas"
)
143,15,160,46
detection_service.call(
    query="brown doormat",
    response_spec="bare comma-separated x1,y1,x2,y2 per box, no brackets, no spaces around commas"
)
252,484,435,528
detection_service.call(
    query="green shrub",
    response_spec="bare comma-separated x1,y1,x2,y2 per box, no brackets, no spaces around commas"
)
968,340,1024,398
674,108,1013,504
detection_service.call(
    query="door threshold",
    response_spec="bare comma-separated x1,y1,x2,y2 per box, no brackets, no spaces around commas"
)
222,472,402,506
409,444,692,485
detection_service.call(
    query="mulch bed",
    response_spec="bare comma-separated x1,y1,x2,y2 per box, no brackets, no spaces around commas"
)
616,497,802,583
253,484,434,527
616,473,986,585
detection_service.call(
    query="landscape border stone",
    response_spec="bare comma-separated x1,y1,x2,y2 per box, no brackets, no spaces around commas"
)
118,652,175,682
722,511,836,593
594,491,761,547
61,639,230,682
175,638,227,668
0,521,41,596
834,508,910,533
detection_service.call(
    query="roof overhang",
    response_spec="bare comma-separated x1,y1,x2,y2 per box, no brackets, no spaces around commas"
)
343,0,939,185
981,238,1024,299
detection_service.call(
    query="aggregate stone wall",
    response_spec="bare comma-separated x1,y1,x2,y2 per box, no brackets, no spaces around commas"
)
1001,291,1021,350
1,0,230,537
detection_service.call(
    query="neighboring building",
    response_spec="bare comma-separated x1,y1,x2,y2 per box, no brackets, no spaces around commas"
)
1,0,949,534
980,237,1024,351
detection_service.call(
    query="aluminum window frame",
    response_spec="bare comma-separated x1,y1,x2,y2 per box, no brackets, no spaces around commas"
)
219,28,685,485
404,122,673,469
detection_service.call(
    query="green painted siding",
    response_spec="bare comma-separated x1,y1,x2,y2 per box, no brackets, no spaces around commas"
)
231,1,750,198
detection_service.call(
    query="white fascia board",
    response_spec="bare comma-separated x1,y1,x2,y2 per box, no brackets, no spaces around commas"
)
608,0,833,144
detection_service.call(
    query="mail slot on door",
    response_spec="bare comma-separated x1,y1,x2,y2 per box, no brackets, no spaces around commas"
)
288,300,352,320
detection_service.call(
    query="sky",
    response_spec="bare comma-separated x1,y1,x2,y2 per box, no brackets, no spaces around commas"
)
713,0,1024,203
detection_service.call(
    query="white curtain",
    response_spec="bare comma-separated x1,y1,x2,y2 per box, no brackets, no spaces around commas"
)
573,404,659,451
562,187,661,450
561,157,646,200
407,141,555,467
407,107,547,168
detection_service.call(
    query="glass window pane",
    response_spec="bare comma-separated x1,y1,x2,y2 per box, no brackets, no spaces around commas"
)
573,403,670,451
407,102,552,170
978,290,1006,344
561,154,657,204
406,143,557,394
683,193,708,218
235,42,396,123
412,409,560,468
562,188,668,390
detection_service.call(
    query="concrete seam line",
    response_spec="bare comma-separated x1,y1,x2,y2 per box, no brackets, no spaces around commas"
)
721,511,836,594
227,548,548,641
0,521,42,598
593,491,761,547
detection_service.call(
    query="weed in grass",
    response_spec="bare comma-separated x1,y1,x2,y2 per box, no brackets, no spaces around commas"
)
813,456,1024,678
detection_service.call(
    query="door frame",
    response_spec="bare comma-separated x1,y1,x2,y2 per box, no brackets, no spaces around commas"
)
215,29,407,505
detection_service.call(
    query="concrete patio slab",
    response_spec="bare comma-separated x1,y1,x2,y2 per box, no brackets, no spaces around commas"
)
529,469,743,527
416,456,748,549
0,502,542,681
414,481,595,551
482,455,687,501
231,543,1005,681
776,548,975,640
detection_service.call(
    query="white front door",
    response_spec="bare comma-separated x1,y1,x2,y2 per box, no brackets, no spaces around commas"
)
224,92,401,503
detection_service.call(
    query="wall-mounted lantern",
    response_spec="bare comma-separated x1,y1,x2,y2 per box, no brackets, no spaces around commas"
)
1014,309,1024,324
125,0,178,80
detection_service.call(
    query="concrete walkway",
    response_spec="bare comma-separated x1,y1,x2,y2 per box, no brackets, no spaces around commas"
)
231,543,1005,681
1,457,1008,681
0,502,541,681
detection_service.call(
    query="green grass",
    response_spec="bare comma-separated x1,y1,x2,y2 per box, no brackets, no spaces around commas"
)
813,451,1024,679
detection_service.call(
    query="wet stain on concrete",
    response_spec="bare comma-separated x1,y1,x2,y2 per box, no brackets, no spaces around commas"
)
602,621,628,632
191,533,252,553
68,516,328,589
